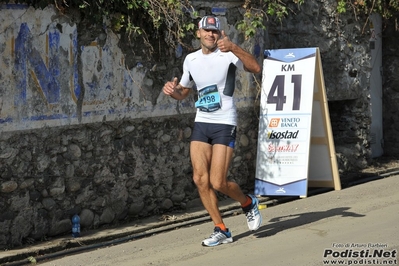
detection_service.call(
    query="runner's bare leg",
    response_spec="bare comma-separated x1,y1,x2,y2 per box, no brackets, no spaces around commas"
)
191,141,247,225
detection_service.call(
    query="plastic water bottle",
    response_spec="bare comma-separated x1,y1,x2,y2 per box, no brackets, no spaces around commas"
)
71,214,80,237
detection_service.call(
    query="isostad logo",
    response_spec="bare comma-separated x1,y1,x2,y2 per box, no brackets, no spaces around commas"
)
268,118,280,128
267,130,299,139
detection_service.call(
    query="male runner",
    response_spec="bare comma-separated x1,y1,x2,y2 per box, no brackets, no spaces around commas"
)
162,15,262,247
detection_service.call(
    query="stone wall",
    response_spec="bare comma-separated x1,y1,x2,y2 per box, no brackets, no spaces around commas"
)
1,1,398,248
265,0,374,170
0,109,259,248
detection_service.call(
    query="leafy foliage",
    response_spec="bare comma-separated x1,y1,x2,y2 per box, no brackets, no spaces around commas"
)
237,0,304,39
337,0,399,19
336,0,399,30
238,0,398,39
3,0,398,52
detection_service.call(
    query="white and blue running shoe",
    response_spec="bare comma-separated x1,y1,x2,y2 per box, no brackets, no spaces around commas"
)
202,227,233,247
243,195,262,231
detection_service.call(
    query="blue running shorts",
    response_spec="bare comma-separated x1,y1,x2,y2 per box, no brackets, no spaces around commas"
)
191,122,236,148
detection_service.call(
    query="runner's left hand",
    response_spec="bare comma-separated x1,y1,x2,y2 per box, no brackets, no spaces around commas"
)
217,31,233,52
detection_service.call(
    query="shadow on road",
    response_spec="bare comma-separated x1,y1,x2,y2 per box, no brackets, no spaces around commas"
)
234,207,365,241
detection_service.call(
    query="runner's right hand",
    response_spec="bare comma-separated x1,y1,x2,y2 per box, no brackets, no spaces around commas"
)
163,77,178,96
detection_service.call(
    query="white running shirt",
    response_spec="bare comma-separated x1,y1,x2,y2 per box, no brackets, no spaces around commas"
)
179,48,244,126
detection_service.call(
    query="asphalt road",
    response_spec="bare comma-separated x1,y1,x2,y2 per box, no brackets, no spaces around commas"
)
34,175,399,266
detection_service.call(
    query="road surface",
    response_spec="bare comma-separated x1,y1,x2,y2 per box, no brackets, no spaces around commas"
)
37,175,399,266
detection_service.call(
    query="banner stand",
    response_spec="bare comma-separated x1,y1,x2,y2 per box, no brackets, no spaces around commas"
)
255,47,341,197
307,53,341,191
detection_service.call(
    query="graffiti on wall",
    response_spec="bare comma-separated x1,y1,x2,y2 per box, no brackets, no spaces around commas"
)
0,4,176,132
13,22,79,112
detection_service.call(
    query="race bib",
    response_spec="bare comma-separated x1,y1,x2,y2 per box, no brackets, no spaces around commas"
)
195,84,221,112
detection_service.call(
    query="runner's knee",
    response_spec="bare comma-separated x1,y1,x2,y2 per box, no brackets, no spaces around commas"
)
210,179,228,193
193,173,211,189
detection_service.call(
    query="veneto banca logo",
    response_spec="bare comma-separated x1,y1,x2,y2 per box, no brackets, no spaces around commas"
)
268,118,280,128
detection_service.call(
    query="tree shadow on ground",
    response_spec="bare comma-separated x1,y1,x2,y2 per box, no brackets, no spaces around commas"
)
234,207,365,241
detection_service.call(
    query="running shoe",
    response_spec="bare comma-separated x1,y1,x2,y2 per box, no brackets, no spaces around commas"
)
201,227,233,247
243,194,262,231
